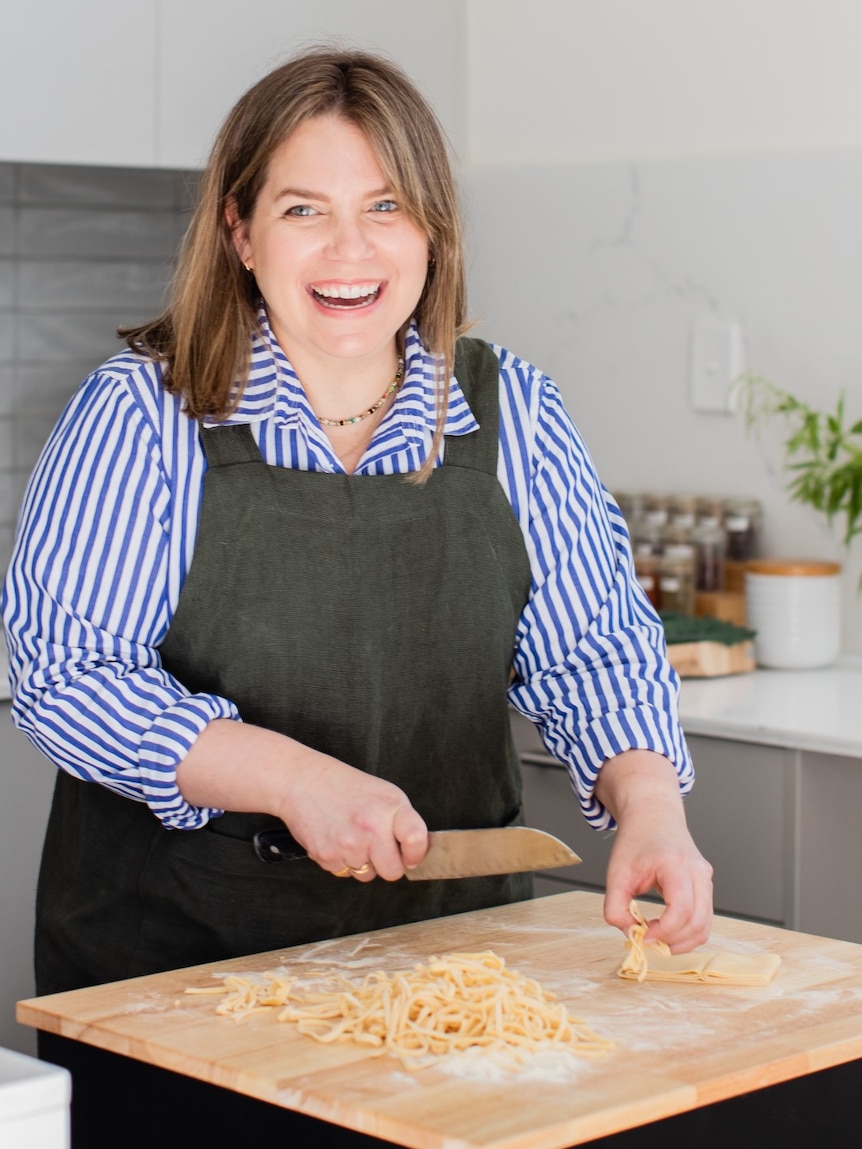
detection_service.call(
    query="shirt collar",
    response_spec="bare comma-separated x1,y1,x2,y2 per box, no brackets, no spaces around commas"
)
204,308,480,446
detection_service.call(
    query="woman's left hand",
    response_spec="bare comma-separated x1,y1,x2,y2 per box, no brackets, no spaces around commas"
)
594,749,714,953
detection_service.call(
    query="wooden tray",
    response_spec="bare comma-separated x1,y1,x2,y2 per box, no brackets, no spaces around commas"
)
667,639,755,678
18,891,862,1149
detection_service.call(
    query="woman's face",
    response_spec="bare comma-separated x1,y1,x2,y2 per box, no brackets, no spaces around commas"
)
231,114,429,377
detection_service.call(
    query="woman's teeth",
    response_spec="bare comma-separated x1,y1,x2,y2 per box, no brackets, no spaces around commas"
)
312,283,381,308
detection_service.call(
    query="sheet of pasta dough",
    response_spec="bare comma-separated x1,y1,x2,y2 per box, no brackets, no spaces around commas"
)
619,942,781,985
618,906,781,986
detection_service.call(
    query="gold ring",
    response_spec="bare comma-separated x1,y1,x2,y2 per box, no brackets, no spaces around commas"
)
350,863,371,876
333,867,352,878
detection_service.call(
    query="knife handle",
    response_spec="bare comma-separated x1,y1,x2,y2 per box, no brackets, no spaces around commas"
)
252,828,308,864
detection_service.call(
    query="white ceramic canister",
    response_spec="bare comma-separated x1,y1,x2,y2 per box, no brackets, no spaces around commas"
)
744,559,842,669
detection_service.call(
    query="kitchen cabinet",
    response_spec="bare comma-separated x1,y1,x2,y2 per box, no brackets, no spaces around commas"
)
156,1,467,170
0,707,55,1056
0,4,157,167
513,711,795,925
797,749,862,944
515,659,862,945
1,1,466,170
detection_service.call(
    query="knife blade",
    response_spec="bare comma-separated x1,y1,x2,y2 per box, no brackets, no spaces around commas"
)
404,827,581,880
252,825,580,879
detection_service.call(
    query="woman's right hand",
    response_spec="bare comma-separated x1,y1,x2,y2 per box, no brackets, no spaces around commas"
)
276,746,428,881
176,718,428,881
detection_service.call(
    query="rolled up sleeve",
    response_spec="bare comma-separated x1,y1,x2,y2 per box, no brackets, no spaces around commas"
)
506,373,692,830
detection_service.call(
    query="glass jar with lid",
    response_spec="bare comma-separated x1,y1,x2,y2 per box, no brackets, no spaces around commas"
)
722,497,762,562
613,491,644,531
692,498,727,593
658,545,696,615
634,551,661,610
634,493,669,556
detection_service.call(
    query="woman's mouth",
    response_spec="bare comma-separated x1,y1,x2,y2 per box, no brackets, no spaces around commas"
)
310,282,382,309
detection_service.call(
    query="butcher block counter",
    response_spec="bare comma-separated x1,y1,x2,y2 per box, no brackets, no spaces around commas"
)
17,891,862,1148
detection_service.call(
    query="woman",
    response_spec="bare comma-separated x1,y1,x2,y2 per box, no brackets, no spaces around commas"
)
3,46,711,1143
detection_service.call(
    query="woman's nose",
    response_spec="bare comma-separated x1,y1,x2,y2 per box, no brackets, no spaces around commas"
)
325,215,374,262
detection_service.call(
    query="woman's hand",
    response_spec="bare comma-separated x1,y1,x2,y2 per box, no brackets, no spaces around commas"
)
176,719,428,881
277,749,428,882
594,749,714,953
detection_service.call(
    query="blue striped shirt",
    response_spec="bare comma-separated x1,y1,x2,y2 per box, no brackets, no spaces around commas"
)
1,313,692,832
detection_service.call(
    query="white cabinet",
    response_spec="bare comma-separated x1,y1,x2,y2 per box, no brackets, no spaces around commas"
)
0,3,157,167
0,708,56,1056
156,0,467,169
1,1,466,170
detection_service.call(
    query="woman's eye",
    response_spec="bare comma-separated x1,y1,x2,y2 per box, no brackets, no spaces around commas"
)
285,204,317,217
371,200,398,213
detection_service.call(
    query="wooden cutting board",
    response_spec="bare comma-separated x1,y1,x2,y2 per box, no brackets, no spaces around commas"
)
667,639,755,678
17,891,862,1149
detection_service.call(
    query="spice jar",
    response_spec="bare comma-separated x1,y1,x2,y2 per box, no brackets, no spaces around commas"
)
723,497,762,562
632,494,666,556
613,491,644,530
723,497,762,593
658,546,696,615
692,502,727,593
745,560,841,668
634,551,661,610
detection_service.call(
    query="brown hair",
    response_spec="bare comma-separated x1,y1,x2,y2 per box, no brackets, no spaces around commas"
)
123,47,467,479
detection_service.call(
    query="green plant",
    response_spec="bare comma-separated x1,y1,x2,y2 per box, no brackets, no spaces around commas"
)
732,372,862,549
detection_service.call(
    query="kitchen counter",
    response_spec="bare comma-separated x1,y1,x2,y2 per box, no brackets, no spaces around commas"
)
678,656,862,758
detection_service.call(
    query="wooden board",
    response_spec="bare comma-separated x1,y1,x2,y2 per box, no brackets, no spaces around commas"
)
17,891,862,1149
667,639,755,677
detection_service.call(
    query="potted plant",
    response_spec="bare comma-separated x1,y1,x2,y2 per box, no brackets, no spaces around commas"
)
732,373,862,556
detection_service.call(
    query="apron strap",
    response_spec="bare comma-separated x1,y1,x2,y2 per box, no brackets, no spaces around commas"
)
199,423,260,467
445,337,501,476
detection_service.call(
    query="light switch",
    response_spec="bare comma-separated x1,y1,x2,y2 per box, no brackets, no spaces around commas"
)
690,320,744,414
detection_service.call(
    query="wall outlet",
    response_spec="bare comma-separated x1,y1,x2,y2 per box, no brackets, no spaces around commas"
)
690,320,744,413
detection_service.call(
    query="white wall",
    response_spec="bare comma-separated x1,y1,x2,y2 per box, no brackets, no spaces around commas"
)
463,0,862,651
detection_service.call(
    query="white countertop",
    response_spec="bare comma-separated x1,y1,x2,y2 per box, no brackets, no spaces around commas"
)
679,656,862,758
0,1047,69,1140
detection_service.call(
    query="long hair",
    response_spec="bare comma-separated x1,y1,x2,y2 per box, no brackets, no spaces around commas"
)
123,47,467,479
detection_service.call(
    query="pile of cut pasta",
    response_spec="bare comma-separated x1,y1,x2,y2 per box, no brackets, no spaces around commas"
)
186,950,614,1068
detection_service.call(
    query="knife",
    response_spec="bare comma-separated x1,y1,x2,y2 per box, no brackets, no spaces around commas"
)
252,826,580,879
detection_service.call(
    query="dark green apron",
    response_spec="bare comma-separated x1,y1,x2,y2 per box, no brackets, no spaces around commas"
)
34,337,533,997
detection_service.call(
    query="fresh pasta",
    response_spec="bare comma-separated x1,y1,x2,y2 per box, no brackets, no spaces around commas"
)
618,904,781,986
187,951,614,1067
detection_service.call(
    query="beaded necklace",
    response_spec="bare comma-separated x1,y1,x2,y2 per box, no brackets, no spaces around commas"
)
316,357,404,428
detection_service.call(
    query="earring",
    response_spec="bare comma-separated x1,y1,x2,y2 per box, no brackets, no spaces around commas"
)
244,262,253,273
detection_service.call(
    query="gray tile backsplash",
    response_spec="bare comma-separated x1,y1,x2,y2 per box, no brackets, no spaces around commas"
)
0,159,195,576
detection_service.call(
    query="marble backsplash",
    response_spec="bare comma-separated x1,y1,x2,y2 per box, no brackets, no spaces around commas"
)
465,147,862,653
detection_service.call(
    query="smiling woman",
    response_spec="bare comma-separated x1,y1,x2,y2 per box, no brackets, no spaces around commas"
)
2,44,711,1148
225,114,429,465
